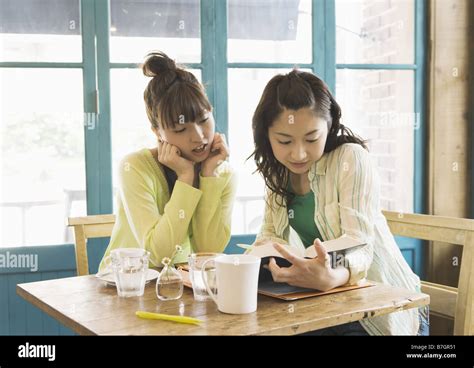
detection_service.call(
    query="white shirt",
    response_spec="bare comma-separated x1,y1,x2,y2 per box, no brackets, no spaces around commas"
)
255,143,421,335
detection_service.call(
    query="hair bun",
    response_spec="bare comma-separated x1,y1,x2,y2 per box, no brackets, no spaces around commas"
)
142,51,177,78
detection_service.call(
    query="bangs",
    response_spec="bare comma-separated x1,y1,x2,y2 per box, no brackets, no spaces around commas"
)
157,82,211,129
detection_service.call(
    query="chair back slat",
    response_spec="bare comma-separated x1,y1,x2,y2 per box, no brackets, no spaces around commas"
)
68,215,116,276
383,211,474,335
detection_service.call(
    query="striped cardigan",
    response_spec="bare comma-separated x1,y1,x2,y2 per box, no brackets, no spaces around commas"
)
255,143,421,335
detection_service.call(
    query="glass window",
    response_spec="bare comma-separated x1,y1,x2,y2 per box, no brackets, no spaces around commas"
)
110,68,154,193
336,69,415,213
227,0,312,63
109,0,201,63
1,68,85,247
0,0,81,62
336,0,414,64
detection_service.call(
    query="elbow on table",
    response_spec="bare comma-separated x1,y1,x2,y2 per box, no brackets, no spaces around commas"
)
143,234,178,267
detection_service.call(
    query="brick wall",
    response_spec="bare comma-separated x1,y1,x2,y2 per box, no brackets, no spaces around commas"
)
359,0,414,212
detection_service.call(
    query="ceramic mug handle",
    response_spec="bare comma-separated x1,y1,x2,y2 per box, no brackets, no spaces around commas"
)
201,259,218,305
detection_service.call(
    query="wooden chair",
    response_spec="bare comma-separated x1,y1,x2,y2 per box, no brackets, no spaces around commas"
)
383,211,474,335
67,215,116,276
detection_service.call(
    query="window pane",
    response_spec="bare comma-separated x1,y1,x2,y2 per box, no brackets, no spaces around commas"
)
336,0,414,64
0,0,81,62
1,69,85,247
228,0,312,63
110,68,202,212
336,69,415,212
110,0,201,63
228,68,310,234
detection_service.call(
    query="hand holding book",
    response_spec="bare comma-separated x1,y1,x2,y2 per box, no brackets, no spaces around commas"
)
243,234,368,298
265,239,350,292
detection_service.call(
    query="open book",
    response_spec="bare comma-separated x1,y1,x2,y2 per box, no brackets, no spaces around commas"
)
243,234,371,300
244,234,366,260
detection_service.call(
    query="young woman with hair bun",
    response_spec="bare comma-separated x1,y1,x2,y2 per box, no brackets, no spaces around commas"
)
100,51,236,268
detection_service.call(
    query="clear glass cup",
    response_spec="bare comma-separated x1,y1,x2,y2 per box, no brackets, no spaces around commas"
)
187,253,222,301
108,248,150,297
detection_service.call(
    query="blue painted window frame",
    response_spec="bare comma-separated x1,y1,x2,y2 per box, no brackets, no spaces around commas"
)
0,0,428,337
201,0,427,275
0,0,427,276
0,0,111,274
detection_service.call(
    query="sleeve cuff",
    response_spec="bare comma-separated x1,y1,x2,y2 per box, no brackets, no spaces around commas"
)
344,251,368,285
166,180,203,219
173,179,202,196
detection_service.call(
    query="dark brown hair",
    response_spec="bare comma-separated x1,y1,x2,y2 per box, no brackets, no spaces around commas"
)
142,51,211,129
251,69,367,207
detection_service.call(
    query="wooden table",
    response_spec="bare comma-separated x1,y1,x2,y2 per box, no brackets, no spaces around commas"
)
17,276,429,335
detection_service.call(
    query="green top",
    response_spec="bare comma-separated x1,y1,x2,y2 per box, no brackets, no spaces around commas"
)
288,187,323,248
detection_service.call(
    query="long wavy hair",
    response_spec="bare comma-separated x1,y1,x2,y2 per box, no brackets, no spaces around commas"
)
250,69,368,207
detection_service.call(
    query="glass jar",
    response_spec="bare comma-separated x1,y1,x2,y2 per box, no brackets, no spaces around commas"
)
156,258,183,301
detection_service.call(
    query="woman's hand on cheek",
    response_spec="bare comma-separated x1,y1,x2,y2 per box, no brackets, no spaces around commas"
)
157,140,195,185
201,133,229,177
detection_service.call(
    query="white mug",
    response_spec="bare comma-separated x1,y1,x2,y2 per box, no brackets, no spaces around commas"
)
201,254,261,314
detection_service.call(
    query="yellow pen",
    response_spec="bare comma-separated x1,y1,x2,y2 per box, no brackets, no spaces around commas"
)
136,311,203,325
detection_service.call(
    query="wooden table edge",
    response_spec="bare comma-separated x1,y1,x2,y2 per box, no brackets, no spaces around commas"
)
16,280,430,336
252,293,430,335
17,283,97,336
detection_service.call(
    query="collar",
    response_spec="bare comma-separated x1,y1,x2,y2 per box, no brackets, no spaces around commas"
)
308,152,328,181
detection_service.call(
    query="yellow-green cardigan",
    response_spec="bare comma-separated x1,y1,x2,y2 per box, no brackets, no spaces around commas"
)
100,148,236,268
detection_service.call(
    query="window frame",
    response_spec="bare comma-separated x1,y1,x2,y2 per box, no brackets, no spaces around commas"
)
0,0,427,276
